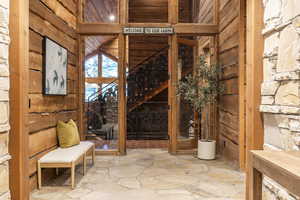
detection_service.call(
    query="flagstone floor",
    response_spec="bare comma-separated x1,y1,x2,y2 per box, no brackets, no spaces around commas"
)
31,149,245,200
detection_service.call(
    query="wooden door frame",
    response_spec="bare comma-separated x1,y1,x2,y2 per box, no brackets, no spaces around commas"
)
9,0,30,199
168,0,220,155
77,0,128,155
78,0,219,155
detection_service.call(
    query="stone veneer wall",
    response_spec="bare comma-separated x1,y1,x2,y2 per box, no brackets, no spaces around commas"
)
260,0,300,199
0,0,10,199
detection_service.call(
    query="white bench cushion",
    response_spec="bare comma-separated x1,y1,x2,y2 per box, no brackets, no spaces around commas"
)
39,141,94,164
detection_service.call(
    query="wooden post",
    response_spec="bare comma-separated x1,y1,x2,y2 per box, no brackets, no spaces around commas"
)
119,0,128,24
168,35,178,154
245,0,264,199
118,0,128,155
238,0,247,170
168,0,179,154
168,0,178,24
213,0,219,25
78,36,86,140
9,0,30,199
212,35,219,149
77,0,85,23
118,34,127,155
77,0,85,140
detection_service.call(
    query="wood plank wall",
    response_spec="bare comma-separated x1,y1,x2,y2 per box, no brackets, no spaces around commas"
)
129,0,168,23
28,0,78,190
218,0,241,164
192,0,214,24
192,0,241,164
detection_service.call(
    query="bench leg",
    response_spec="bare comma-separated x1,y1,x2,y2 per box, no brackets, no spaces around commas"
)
83,154,87,175
92,145,95,165
56,168,59,176
250,167,262,200
37,162,42,189
249,153,263,200
71,162,75,189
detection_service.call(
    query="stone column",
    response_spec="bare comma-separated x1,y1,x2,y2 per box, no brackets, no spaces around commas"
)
0,0,10,199
260,0,300,199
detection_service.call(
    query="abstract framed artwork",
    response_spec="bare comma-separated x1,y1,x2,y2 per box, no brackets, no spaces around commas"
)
43,37,68,95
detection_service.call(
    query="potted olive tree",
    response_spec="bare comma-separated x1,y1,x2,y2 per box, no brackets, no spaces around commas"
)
177,56,224,160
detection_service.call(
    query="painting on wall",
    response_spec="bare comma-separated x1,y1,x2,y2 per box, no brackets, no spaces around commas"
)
43,37,68,95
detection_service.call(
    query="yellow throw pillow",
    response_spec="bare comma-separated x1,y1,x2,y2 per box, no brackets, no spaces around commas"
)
68,119,80,143
57,120,80,148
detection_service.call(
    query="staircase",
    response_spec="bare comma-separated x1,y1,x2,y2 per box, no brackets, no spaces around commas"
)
86,44,193,141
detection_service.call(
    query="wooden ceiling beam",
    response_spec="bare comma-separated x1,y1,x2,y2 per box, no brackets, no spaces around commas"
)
85,49,100,60
177,38,198,46
85,48,119,62
78,23,122,35
99,49,118,62
174,24,219,35
86,77,117,83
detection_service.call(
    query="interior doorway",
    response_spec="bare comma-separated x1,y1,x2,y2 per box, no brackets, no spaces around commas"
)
84,35,120,152
127,35,169,149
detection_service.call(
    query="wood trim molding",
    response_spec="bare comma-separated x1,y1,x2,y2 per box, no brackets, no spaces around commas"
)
9,0,30,199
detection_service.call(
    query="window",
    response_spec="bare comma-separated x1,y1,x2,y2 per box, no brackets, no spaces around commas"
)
85,83,100,101
84,53,118,101
85,55,99,78
102,54,118,77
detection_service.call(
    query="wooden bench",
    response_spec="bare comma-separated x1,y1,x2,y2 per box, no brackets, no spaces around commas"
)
37,141,95,189
250,150,300,200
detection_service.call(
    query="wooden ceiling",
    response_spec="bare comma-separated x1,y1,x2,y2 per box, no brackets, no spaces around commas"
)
85,36,116,57
84,0,119,23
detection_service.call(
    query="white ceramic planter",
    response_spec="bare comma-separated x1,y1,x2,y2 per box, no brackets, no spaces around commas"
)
197,140,216,160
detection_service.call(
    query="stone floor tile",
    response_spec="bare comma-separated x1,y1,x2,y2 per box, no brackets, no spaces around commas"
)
31,149,245,200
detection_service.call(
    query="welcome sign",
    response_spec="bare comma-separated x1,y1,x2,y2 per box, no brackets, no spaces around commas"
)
123,27,174,34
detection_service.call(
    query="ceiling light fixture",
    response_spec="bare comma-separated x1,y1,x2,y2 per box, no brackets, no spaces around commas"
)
109,15,116,21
